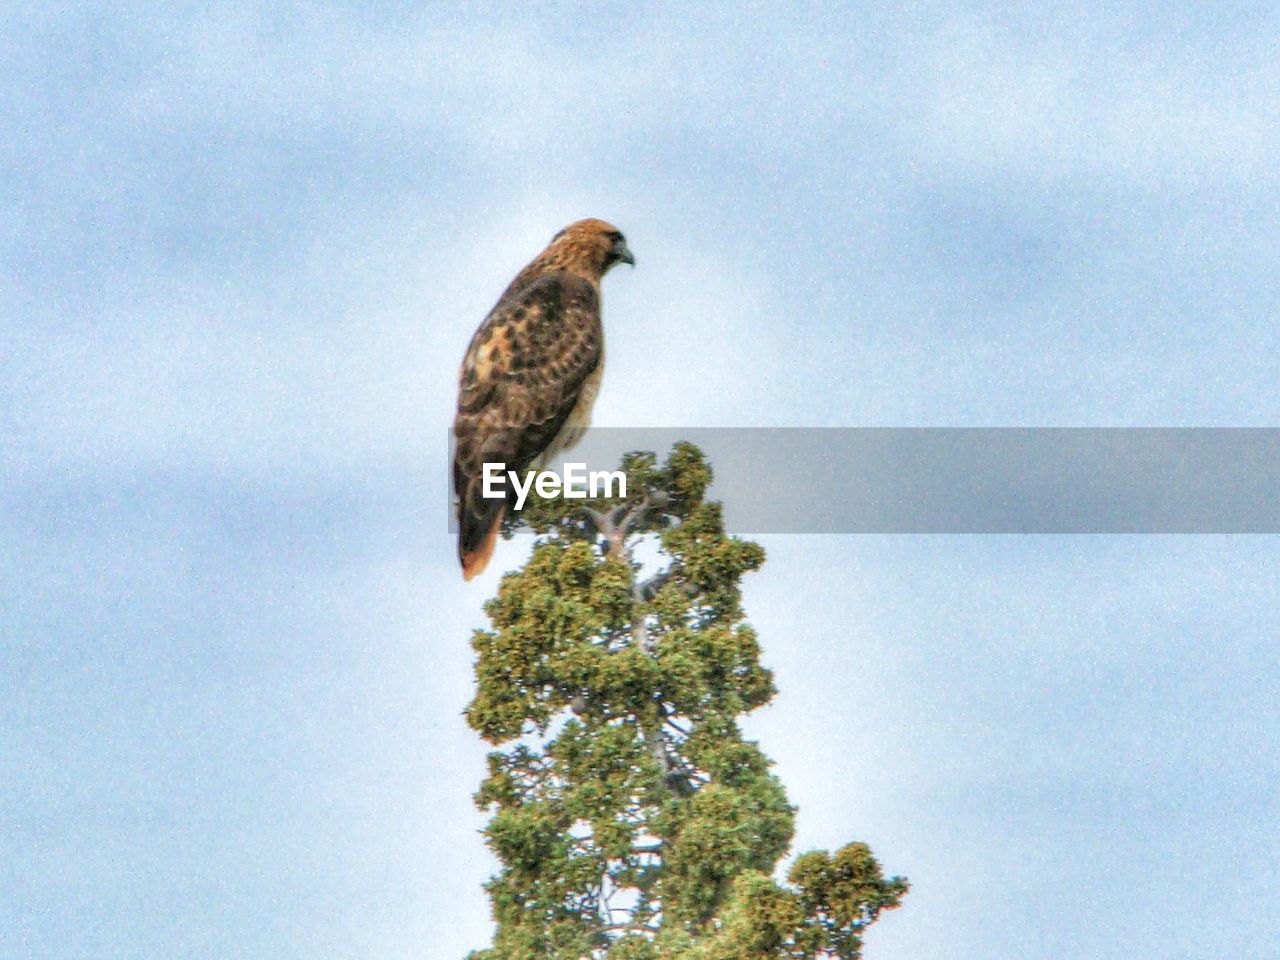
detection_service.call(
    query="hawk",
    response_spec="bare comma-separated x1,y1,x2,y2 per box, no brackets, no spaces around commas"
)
453,218,634,580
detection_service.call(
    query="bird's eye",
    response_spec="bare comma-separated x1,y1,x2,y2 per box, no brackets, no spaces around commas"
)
608,231,624,243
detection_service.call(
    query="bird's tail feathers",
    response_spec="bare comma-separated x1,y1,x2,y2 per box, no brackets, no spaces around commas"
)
460,497,505,581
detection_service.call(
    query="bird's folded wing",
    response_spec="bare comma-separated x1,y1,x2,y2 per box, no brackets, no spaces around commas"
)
452,271,604,558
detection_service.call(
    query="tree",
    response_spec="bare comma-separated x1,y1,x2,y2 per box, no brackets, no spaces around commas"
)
465,443,906,959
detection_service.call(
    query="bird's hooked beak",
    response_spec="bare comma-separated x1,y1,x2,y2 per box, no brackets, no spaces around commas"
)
613,237,635,267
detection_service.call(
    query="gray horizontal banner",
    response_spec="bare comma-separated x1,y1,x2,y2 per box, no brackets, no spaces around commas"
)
450,429,1280,533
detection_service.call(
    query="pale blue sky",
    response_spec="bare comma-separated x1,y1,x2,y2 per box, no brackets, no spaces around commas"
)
3,3,1279,958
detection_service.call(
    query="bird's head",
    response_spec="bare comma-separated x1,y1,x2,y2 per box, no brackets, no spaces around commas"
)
547,218,635,278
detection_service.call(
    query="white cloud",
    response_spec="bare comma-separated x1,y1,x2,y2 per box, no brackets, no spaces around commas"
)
904,18,1279,186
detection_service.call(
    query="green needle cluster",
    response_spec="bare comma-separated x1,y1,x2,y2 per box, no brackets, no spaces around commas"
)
466,444,906,960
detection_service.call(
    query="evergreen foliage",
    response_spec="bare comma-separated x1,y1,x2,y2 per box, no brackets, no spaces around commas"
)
466,444,906,959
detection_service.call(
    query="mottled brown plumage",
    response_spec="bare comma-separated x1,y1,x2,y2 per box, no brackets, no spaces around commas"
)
453,219,634,580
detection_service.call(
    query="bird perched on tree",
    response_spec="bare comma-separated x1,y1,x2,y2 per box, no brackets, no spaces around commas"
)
453,219,634,580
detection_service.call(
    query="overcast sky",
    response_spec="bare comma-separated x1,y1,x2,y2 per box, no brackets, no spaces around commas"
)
3,3,1279,958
